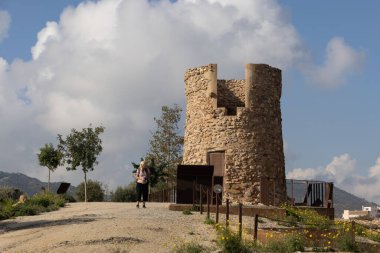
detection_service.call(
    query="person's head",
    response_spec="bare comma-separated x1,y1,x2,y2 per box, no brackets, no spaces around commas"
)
139,160,146,170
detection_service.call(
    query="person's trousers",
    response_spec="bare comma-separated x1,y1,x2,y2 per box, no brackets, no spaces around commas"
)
136,183,148,201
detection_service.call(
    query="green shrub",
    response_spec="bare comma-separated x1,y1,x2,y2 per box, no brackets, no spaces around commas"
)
216,225,250,253
111,183,137,202
172,241,208,253
0,199,14,220
336,233,358,252
182,209,193,215
257,234,305,253
283,205,332,229
30,192,65,208
76,180,105,202
13,203,42,216
62,193,76,203
204,217,215,225
0,192,66,220
0,187,22,201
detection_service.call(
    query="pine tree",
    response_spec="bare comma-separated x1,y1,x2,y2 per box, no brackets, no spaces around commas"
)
146,105,183,187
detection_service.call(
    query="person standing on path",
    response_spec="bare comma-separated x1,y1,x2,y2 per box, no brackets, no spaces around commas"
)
135,160,150,208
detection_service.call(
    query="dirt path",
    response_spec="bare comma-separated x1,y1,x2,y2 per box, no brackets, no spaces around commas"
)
0,202,219,253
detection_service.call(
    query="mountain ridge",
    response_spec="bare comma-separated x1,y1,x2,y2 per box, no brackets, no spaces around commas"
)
0,171,77,197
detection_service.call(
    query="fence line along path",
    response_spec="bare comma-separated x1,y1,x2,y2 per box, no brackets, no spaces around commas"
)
0,202,218,253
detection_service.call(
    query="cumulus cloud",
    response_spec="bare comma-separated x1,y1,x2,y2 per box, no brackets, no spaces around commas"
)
0,0,366,190
0,10,11,42
370,157,380,177
287,154,380,203
31,22,60,60
304,37,365,88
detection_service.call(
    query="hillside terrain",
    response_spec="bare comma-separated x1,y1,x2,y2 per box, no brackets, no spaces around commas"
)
0,171,77,197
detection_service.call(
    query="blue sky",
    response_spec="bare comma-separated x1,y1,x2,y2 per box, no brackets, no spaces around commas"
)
0,0,379,202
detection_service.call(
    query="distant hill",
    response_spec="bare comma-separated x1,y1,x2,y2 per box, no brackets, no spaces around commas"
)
286,180,378,218
0,171,77,197
333,186,378,218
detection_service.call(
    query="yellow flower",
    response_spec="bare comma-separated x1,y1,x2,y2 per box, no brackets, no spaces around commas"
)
309,234,312,238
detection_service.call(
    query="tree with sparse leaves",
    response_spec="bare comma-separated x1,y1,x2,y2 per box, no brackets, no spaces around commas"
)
37,143,63,192
146,105,183,186
58,125,105,202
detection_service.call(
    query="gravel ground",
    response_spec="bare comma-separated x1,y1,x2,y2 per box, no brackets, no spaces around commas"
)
0,202,219,253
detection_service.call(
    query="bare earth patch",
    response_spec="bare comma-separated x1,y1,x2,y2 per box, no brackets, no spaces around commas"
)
0,202,218,253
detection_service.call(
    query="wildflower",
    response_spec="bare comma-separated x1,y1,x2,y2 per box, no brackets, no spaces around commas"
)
309,234,312,238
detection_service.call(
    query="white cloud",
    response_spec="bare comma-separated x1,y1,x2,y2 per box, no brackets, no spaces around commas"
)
370,157,380,177
0,10,11,42
31,22,60,60
287,154,380,203
0,0,366,191
304,37,365,88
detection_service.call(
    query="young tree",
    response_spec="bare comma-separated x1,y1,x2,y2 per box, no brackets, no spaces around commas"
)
37,143,63,192
58,125,105,202
146,104,183,186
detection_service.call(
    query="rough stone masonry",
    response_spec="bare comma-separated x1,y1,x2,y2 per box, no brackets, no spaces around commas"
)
183,63,286,205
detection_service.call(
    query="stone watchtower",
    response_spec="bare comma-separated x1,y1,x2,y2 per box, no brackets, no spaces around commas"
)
183,63,286,205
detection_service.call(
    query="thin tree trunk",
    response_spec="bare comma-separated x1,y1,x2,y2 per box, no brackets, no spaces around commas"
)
48,169,51,192
84,172,87,202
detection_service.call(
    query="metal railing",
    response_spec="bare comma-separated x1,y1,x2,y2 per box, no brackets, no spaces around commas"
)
149,186,176,203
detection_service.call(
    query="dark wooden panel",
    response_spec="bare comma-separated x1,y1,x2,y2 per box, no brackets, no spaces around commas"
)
176,165,214,204
209,152,225,176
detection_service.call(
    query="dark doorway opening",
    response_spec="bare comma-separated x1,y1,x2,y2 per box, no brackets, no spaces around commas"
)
176,165,213,204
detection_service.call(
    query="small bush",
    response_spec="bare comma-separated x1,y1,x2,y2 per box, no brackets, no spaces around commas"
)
30,192,65,208
0,192,66,220
62,193,76,203
0,199,14,219
0,187,22,201
172,241,208,253
282,205,332,229
216,225,250,253
336,233,358,252
204,217,215,225
257,234,305,253
111,183,137,202
182,209,193,215
13,203,42,216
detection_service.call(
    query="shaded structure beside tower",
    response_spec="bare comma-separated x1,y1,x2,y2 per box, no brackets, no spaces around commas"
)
182,63,286,205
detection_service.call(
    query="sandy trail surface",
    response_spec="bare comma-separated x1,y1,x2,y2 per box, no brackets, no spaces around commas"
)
0,202,218,253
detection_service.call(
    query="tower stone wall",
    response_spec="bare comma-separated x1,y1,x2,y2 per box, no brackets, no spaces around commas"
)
183,63,286,205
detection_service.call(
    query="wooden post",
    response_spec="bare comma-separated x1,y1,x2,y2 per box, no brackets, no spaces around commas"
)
351,221,355,244
238,203,243,239
226,198,230,227
254,214,258,241
192,181,195,207
216,193,219,223
207,188,210,219
291,180,294,205
200,185,203,214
